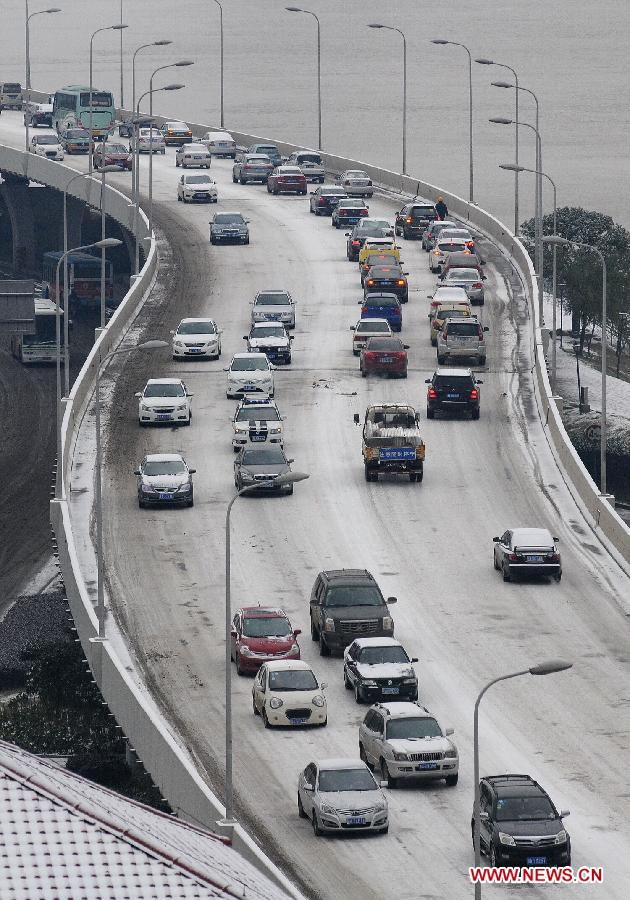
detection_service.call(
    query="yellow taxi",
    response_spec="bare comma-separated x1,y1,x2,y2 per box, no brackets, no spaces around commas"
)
430,301,472,345
358,237,401,266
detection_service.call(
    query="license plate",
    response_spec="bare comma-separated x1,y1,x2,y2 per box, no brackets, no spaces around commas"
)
382,687,399,695
447,393,461,400
346,816,366,826
419,762,439,770
243,384,256,391
291,717,308,725
156,414,172,420
527,555,544,562
251,435,266,441
193,155,202,159
527,856,547,866
158,492,174,500
379,356,394,363
188,348,203,353
379,447,415,461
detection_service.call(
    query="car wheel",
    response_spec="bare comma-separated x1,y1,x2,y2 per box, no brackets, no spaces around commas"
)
555,571,562,582
138,499,146,509
427,407,435,419
359,743,369,766
210,237,216,245
416,468,424,483
445,773,459,786
361,367,367,378
431,337,437,346
175,158,179,167
310,616,318,641
479,357,486,366
409,473,417,482
344,667,352,689
232,172,238,183
252,696,259,716
262,707,272,729
239,176,246,185
244,237,250,245
298,793,307,819
187,495,194,507
312,812,322,837
381,759,398,788
161,148,165,155
437,355,446,365
236,653,246,676
285,484,294,495
319,633,330,657
301,189,307,195
502,563,511,583
379,825,389,835
354,683,363,704
493,551,500,570
472,408,480,420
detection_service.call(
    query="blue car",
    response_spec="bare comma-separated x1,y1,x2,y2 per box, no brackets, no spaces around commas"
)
359,292,402,332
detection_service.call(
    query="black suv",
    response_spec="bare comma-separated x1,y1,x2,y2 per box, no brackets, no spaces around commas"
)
473,775,571,868
426,367,482,419
394,202,437,240
309,569,397,656
346,221,393,261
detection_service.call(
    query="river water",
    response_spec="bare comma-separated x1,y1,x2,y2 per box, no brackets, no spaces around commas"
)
3,0,629,229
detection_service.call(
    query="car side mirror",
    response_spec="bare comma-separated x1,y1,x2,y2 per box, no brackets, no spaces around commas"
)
403,344,410,350
134,392,142,398
386,597,397,604
492,536,500,542
289,335,294,341
169,329,175,335
480,811,490,822
379,780,388,789
309,190,315,195
293,628,302,637
553,536,560,542
560,810,570,818
320,682,328,691
445,727,454,736
188,468,196,474
303,782,314,792
476,379,483,384
287,458,295,464
223,366,230,371
353,413,360,425
411,657,418,663
344,232,351,237
357,300,363,304
269,364,277,370
483,326,489,332
133,469,140,475
403,271,410,276
230,628,237,637
425,378,431,384
242,335,248,340
482,275,487,280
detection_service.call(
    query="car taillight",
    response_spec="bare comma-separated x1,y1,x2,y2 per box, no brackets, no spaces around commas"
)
478,326,484,338
393,351,406,359
397,279,405,286
367,279,375,287
361,306,368,314
466,240,474,248
551,552,560,562
352,240,360,246
473,282,483,289
427,387,437,399
470,388,479,400
508,552,520,562
406,216,412,223
360,209,368,215
318,198,326,205
432,319,440,328
365,351,376,360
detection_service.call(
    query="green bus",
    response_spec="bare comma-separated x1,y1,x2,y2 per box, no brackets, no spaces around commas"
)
52,85,116,139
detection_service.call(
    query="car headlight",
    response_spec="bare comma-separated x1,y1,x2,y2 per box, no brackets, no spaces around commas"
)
498,832,516,847
176,482,192,493
554,830,567,845
235,424,248,433
268,426,282,434
319,803,337,816
323,617,335,632
140,403,151,412
173,341,186,348
239,645,252,656
444,747,458,759
312,695,325,707
141,484,156,494
382,616,393,630
392,751,408,761
239,469,255,483
287,644,300,655
175,403,188,411
268,697,283,709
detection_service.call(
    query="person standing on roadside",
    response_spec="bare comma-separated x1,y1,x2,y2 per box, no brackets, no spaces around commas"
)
435,196,448,220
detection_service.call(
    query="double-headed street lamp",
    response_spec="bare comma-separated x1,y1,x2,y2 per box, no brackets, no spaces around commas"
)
131,40,172,196
212,0,225,128
369,24,407,176
432,39,474,202
89,23,128,174
25,4,61,151
472,659,573,899
544,235,610,497
221,472,310,826
286,7,322,151
476,58,520,233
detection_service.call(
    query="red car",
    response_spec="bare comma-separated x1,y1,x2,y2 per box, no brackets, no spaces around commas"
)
360,336,409,378
230,606,301,675
267,166,307,195
93,141,132,171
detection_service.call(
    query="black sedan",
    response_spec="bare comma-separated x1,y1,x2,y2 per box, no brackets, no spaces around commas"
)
364,264,409,302
493,528,562,582
234,445,295,494
346,219,394,261
309,186,348,216
210,212,250,245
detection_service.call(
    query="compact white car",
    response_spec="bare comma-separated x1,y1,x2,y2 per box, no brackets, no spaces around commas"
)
253,660,327,727
232,394,284,450
358,702,459,788
29,133,64,160
202,130,237,157
350,318,392,355
132,127,166,154
343,637,419,704
175,143,212,168
427,285,470,319
244,322,292,364
171,317,222,358
250,290,296,329
339,169,374,197
177,173,218,203
224,353,275,399
136,378,193,426
297,758,389,836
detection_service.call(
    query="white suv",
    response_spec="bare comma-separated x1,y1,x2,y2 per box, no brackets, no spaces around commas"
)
224,353,275,399
358,702,459,788
136,378,193,426
436,315,488,366
232,394,284,450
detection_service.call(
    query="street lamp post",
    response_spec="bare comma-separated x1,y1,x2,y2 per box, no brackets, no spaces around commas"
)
432,39,473,202
131,40,172,197
369,24,407,175
544,235,609,496
473,660,573,899
221,471,310,825
94,339,167,634
212,0,225,128
476,58,520,233
25,4,61,151
501,163,558,391
89,23,128,174
285,7,322,151
119,0,124,107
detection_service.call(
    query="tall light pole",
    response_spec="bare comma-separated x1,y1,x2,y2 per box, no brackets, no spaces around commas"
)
89,23,128,174
369,24,407,175
222,471,310,825
212,0,225,128
473,660,573,898
545,235,609,496
95,339,167,633
476,58,520,233
502,163,558,392
432,39,473,202
490,117,543,319
285,7,322,151
25,4,61,151
130,41,172,198
119,0,124,107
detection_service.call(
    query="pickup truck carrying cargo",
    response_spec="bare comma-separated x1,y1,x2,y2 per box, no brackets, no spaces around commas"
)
353,404,425,483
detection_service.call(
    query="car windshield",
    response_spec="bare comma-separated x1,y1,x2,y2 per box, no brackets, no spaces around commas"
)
410,206,435,217
143,460,186,476
446,269,477,281
3,84,21,92
345,171,368,178
438,243,467,252
298,154,321,164
254,146,278,155
356,322,390,334
318,769,376,792
447,322,479,336
167,122,188,129
185,144,207,151
104,144,127,153
386,717,442,740
255,293,289,306
242,616,291,637
366,298,398,308
370,267,402,277
357,646,408,664
241,447,286,465
144,383,185,397
231,357,269,371
236,407,280,422
365,256,395,267
35,135,58,145
359,220,390,231
366,338,402,351
177,321,216,334
442,230,471,240
185,175,211,184
268,670,318,691
279,167,302,175
252,325,286,338
321,188,346,196
495,796,557,822
325,586,384,607
215,214,244,224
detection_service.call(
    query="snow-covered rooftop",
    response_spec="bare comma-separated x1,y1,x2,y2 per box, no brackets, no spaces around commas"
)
0,740,290,900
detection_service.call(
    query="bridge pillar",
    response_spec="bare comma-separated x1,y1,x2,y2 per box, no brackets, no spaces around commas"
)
0,184,37,274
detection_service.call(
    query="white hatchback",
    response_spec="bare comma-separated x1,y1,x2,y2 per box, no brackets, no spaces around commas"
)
224,353,275,399
253,660,327,727
175,143,211,168
29,133,64,160
171,318,222,358
136,378,193,426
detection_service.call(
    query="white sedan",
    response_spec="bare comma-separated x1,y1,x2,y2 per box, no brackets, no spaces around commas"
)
175,143,212,168
177,173,218,204
171,317,222,358
132,127,165,154
29,133,64,160
201,130,237,157
224,353,275,399
252,660,327,727
297,759,388,836
136,378,193,426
